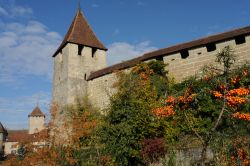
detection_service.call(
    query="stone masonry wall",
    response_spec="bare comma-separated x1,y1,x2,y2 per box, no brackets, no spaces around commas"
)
88,35,250,110
28,116,45,134
53,43,107,106
164,35,250,82
87,72,118,110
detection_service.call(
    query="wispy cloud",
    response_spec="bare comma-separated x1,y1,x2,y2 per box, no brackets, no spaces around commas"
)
107,41,157,65
10,5,32,17
137,1,145,6
113,28,120,36
92,4,100,8
0,6,8,16
0,1,33,18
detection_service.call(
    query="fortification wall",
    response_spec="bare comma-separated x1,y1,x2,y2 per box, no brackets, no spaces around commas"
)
87,72,117,110
163,35,250,82
88,35,250,110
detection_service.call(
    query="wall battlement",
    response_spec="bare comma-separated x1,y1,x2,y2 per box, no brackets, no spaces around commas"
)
87,34,250,109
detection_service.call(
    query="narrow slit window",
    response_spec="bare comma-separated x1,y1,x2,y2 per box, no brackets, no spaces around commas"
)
84,74,87,80
78,45,84,55
156,56,163,61
92,48,97,58
206,43,216,52
180,50,189,59
235,35,246,45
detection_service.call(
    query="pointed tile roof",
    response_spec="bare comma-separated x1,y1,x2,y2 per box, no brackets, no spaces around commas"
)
0,122,7,133
53,9,107,57
28,106,45,117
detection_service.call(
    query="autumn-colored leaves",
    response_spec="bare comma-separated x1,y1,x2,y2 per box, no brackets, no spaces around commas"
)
153,69,250,123
152,88,196,118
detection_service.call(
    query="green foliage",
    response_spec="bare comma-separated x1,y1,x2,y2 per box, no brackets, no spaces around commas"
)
17,144,26,160
99,61,171,165
159,47,250,164
216,46,235,71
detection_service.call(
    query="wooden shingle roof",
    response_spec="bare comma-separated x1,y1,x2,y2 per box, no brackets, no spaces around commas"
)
53,9,107,57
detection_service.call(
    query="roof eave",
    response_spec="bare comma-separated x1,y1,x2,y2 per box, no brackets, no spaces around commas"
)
52,41,108,57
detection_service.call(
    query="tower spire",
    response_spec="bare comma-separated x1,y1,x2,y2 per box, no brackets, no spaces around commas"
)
78,0,81,11
52,3,107,57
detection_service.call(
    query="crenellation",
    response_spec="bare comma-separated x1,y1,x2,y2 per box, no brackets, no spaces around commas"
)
216,39,236,50
246,35,250,42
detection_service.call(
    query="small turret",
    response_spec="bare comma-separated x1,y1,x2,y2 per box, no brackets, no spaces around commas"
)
0,122,7,157
28,106,45,134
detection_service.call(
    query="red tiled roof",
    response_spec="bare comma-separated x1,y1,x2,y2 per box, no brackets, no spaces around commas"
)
87,26,250,80
6,130,29,142
53,9,107,57
28,106,45,117
6,129,48,142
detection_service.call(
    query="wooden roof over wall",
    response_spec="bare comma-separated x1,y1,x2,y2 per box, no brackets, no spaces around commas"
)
87,26,250,80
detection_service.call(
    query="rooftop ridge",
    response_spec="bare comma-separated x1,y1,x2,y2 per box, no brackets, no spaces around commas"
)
87,25,250,80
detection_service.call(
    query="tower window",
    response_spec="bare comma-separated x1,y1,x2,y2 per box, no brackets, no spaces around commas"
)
92,48,97,58
206,43,216,52
235,35,246,45
180,50,189,59
78,45,84,55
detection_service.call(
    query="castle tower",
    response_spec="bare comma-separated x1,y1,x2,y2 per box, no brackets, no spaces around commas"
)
52,8,107,106
0,122,7,156
28,106,45,134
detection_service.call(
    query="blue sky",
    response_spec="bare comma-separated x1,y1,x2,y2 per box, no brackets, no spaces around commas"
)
0,0,250,129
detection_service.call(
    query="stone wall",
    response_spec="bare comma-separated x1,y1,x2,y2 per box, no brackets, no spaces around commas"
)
52,43,107,106
28,116,45,134
87,35,250,110
87,72,118,110
4,142,18,155
163,35,250,82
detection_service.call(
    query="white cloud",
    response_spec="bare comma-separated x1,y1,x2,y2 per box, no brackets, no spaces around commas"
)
10,5,32,17
0,20,61,84
0,1,33,18
107,41,157,65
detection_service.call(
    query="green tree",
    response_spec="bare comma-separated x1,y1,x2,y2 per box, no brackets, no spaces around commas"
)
99,61,170,165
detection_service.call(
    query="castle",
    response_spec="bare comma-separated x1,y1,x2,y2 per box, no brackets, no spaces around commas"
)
52,8,250,111
0,106,45,156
